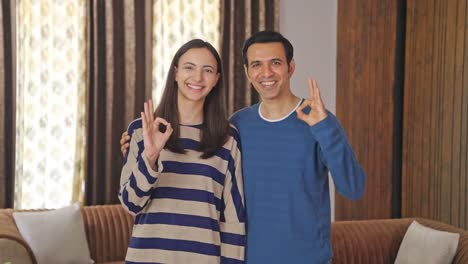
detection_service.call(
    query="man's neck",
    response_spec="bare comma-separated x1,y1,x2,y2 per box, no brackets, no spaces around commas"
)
260,94,301,120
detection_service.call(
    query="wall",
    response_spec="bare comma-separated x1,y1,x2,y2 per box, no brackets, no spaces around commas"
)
279,0,337,220
279,0,337,112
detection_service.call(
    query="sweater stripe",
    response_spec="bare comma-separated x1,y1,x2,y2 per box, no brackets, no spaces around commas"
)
121,188,148,214
221,256,244,264
135,212,220,231
162,161,226,185
129,237,220,256
179,138,232,162
220,232,244,246
129,174,153,197
151,187,222,211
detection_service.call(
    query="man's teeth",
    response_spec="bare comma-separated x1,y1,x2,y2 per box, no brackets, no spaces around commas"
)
261,81,275,86
187,84,203,90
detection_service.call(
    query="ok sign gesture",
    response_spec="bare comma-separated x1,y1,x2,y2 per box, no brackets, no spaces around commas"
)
296,79,328,126
141,99,173,166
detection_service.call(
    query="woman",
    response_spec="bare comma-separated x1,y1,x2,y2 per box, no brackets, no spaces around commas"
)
119,39,245,264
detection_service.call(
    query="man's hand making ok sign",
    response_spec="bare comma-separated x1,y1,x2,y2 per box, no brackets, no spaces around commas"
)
296,79,328,126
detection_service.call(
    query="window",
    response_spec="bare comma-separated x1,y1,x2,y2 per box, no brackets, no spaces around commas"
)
15,0,87,209
152,0,220,104
14,0,220,209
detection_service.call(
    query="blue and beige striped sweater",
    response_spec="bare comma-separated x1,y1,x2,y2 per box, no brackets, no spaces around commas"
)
119,119,245,264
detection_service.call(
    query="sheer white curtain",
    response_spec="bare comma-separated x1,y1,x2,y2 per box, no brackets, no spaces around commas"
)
15,0,86,209
14,0,220,209
152,0,220,104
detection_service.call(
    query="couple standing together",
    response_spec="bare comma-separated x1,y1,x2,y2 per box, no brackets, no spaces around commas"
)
118,30,366,264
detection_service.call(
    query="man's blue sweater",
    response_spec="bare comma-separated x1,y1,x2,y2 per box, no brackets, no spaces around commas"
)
230,101,366,264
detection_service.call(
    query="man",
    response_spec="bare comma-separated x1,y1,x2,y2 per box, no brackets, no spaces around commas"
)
121,31,366,264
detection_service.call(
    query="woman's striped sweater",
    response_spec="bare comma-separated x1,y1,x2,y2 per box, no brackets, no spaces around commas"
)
119,119,245,264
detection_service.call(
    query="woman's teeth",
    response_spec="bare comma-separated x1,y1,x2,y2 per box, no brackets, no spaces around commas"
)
187,84,203,90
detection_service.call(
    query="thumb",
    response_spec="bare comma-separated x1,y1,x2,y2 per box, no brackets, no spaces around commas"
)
296,108,306,121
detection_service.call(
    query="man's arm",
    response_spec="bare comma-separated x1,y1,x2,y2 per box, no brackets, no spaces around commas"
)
297,79,366,200
310,113,366,200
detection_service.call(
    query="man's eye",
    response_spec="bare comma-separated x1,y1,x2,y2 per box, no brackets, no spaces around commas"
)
272,61,281,65
183,66,194,70
204,68,214,73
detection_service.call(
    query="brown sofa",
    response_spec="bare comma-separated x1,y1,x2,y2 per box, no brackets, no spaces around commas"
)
0,204,467,263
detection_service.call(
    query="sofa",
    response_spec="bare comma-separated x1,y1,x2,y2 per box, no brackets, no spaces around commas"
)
0,204,467,263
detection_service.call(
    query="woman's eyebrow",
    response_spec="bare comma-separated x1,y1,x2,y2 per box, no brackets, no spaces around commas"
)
182,62,196,66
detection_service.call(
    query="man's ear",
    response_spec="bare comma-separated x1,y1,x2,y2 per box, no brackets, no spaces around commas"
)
244,65,251,82
288,59,296,78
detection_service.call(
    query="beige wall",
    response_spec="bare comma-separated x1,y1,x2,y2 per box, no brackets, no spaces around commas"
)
279,0,337,221
279,0,337,113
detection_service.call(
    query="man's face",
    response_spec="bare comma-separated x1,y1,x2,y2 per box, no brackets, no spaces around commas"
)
244,42,295,102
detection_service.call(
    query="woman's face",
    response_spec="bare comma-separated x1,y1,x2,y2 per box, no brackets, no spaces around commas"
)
175,47,220,104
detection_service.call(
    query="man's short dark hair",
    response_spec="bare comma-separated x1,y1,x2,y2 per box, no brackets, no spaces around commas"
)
242,30,294,67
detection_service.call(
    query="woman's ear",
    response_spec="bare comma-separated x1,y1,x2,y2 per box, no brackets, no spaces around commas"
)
215,72,220,85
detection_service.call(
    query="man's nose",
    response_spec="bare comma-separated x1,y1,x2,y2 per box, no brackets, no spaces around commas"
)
260,64,273,77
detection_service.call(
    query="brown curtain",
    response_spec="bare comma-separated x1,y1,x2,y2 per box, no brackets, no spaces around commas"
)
85,0,153,205
0,0,15,209
221,0,280,114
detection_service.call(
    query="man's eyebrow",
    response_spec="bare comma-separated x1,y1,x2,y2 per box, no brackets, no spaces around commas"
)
250,58,283,65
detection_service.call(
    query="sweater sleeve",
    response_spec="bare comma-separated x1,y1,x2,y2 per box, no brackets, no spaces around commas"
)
118,120,161,216
309,111,366,200
220,127,246,264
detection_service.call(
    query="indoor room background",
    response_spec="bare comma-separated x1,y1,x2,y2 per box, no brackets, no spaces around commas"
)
1,0,467,231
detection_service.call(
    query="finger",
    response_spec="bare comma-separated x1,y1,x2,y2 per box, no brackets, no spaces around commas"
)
164,123,174,136
296,100,310,120
148,99,154,121
308,79,314,100
121,143,129,155
141,112,147,132
121,131,128,138
313,80,320,102
296,100,309,112
154,117,170,126
313,80,326,110
296,108,305,120
144,101,152,123
120,135,129,145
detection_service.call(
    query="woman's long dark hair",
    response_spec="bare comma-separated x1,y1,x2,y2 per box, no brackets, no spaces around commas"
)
155,39,229,159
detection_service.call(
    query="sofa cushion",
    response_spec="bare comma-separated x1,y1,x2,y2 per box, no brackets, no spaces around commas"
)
395,220,460,264
13,203,94,264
